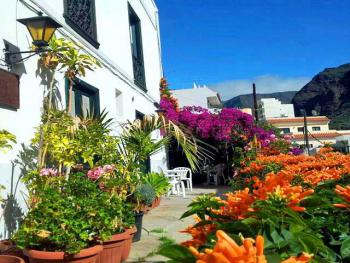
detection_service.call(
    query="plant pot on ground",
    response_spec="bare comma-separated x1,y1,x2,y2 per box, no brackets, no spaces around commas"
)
141,172,170,208
0,240,27,263
0,255,25,263
13,173,123,263
132,212,144,243
131,183,155,242
121,227,137,261
98,232,127,263
24,246,102,263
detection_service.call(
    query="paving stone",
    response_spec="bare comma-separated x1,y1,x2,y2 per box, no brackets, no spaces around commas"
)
126,187,227,263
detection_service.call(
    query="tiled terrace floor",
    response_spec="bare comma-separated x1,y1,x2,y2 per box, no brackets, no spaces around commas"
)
127,186,229,263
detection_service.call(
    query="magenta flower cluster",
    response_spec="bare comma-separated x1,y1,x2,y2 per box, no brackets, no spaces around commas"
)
87,164,115,181
160,97,276,144
39,168,58,177
290,147,304,156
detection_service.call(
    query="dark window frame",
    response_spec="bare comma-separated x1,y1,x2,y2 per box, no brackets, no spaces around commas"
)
280,128,291,134
65,78,100,117
128,4,147,91
63,0,100,48
297,127,304,133
312,126,321,131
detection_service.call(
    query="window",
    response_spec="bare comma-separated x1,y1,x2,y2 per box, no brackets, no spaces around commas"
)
312,126,321,131
129,4,146,90
63,0,100,48
297,127,304,133
66,78,100,117
280,128,291,134
135,110,145,120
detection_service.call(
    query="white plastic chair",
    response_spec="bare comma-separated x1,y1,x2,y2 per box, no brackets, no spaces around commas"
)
165,171,186,198
208,164,227,186
173,167,193,191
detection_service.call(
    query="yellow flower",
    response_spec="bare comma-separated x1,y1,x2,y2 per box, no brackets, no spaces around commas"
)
37,230,51,238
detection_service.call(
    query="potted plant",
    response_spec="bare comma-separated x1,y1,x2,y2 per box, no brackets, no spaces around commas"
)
86,165,136,263
131,183,156,242
141,172,171,208
13,172,122,263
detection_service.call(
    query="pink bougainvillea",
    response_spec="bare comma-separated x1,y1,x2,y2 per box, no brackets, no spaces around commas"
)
159,78,276,145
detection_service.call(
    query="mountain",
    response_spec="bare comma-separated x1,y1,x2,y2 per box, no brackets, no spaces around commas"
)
292,63,350,130
224,91,297,109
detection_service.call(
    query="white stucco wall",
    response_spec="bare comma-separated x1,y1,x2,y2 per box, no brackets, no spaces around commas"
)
172,86,221,109
259,98,295,119
0,0,167,237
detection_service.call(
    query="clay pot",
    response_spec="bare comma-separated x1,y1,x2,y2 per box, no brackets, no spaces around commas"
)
24,245,103,263
121,228,137,262
99,232,128,263
0,240,28,263
156,197,161,207
0,255,25,263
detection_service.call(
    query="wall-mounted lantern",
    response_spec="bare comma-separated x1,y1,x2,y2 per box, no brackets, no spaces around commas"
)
17,16,62,48
4,15,62,67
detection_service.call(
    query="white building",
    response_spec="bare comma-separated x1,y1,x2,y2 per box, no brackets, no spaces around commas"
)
172,83,222,112
267,116,350,149
258,98,295,119
0,0,167,235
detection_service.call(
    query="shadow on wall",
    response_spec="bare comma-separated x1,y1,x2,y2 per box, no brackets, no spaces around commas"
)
3,40,27,78
1,144,37,239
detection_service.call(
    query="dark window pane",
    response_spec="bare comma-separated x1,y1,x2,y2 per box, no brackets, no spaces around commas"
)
129,4,146,90
66,78,100,117
297,127,304,132
280,128,291,134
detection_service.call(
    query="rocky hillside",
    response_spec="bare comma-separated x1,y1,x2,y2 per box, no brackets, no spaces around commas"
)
292,63,350,130
224,91,297,109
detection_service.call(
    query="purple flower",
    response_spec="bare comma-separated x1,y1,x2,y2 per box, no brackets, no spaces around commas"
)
291,147,304,156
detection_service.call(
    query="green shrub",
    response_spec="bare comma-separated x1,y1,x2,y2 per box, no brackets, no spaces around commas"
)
141,172,170,197
134,183,156,207
13,172,124,254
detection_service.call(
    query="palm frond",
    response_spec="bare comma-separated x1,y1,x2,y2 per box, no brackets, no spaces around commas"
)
121,114,213,171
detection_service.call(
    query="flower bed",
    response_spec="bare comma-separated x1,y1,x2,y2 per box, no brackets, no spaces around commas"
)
159,148,350,262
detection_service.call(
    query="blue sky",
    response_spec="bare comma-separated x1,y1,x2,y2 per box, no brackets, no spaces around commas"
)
156,0,350,99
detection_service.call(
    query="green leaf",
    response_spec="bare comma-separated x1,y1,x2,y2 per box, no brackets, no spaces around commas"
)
341,238,350,259
265,254,282,263
158,244,195,263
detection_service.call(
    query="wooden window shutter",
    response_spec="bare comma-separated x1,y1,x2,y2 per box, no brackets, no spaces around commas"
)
0,69,20,109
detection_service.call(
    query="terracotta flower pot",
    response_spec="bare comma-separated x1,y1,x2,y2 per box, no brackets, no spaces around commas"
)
24,245,103,263
0,255,25,263
0,240,28,263
121,227,137,262
98,232,128,263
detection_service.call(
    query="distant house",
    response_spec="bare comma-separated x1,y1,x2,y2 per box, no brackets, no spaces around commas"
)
172,84,221,112
258,98,295,119
267,116,345,149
